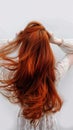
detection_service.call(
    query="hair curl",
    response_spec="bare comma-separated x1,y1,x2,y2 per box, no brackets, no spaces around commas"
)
0,21,62,123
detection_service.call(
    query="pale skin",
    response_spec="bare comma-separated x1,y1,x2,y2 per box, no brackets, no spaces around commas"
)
49,33,63,46
49,33,73,66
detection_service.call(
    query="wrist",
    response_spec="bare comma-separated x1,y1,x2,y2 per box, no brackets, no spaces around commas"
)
54,38,63,46
57,39,64,46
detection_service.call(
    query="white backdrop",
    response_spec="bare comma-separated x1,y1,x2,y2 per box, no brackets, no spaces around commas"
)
0,0,73,130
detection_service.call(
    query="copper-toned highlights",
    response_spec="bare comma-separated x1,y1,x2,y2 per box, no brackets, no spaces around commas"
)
0,21,62,123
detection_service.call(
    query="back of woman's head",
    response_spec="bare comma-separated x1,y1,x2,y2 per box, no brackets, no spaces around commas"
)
0,21,62,123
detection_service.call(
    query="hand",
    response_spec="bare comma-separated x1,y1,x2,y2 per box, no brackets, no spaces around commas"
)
49,33,63,46
49,33,55,43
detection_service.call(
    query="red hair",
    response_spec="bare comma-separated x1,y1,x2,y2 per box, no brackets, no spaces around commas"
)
0,21,62,123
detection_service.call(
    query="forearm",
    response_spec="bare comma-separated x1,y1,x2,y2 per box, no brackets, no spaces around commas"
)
52,37,63,46
50,34,73,54
52,37,73,54
58,39,73,54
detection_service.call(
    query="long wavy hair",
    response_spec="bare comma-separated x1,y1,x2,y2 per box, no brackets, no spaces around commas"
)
0,21,62,123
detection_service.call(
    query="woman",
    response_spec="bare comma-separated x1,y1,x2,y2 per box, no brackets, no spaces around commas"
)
0,21,73,130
